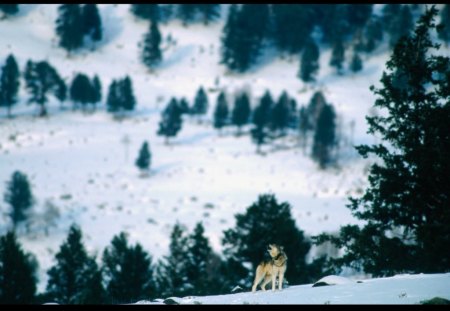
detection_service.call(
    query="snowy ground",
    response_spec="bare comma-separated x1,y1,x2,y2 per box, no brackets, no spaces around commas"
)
137,273,450,304
0,4,448,293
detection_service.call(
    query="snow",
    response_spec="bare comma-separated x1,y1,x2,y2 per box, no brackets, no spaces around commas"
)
134,273,450,304
0,4,449,295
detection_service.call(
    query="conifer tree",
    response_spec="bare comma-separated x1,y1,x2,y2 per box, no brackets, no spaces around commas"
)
70,73,93,110
364,16,384,53
350,51,363,73
46,225,105,304
307,91,327,132
4,171,34,230
91,75,102,110
130,4,160,22
141,21,162,70
314,7,450,275
178,97,190,114
250,90,274,153
298,106,310,151
197,4,220,25
312,103,337,168
0,231,37,304
191,86,208,119
231,92,251,135
178,4,197,26
299,38,320,83
213,91,229,133
102,232,155,304
106,80,120,113
55,4,84,54
388,4,413,49
0,54,20,117
120,76,136,112
330,37,345,75
157,98,183,144
82,4,102,44
270,91,291,135
135,141,151,172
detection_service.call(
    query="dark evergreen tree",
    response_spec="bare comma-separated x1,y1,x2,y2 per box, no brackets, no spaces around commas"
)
46,225,105,304
178,4,198,26
106,80,120,113
70,73,93,110
155,222,191,297
157,98,183,144
330,37,345,75
24,60,61,116
312,103,337,169
197,4,220,25
321,5,350,45
91,75,102,110
120,76,136,112
298,106,310,151
382,4,401,37
299,38,320,83
270,91,291,135
141,21,162,70
213,91,229,133
350,51,363,73
4,171,34,230
364,16,384,53
130,4,160,22
102,232,155,304
178,97,190,114
0,231,37,304
347,4,373,30
0,54,20,117
55,4,84,54
314,6,450,276
307,91,327,132
0,4,19,18
191,86,209,118
54,75,67,109
135,141,151,172
222,194,316,290
220,4,239,71
388,4,413,49
82,4,102,43
231,92,251,135
438,4,450,45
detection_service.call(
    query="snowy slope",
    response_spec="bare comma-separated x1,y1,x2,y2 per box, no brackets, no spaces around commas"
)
0,4,448,294
135,273,450,304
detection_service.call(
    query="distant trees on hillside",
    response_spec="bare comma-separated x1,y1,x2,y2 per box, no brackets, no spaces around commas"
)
4,171,34,231
70,73,102,111
0,54,20,117
106,76,136,115
157,97,183,144
141,21,162,71
135,141,152,174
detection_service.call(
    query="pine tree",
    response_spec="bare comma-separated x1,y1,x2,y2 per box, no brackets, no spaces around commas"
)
91,75,102,110
70,73,93,110
4,171,34,230
155,222,191,297
0,231,37,304
120,76,136,112
55,4,84,54
270,91,291,135
191,86,209,119
135,141,151,172
46,225,105,304
54,75,67,109
307,91,327,132
388,4,413,49
0,54,20,117
250,90,274,153
157,98,183,144
106,80,120,113
213,91,229,133
102,232,155,304
82,4,102,44
231,92,251,135
312,103,337,169
197,4,220,25
330,37,345,75
320,5,350,45
130,4,160,22
298,106,310,151
220,4,239,71
141,21,162,70
364,16,384,53
222,194,314,289
347,4,373,30
178,97,190,114
299,38,320,83
350,51,363,73
0,4,19,18
178,4,197,26
438,4,450,45
314,6,450,276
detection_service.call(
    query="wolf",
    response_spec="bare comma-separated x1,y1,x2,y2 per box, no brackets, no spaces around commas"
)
251,244,288,292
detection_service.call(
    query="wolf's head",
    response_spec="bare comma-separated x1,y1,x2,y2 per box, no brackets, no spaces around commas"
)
267,244,284,258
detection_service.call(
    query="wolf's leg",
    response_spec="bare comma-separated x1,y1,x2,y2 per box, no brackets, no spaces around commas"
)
272,272,276,291
278,271,284,290
261,276,271,291
252,267,265,292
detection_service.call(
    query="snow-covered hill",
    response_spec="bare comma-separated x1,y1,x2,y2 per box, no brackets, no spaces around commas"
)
1,4,448,294
134,273,450,304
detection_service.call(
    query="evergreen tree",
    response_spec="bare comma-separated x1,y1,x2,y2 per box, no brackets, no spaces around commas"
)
4,171,34,230
197,4,220,25
0,4,19,18
330,37,345,75
347,4,373,30
388,4,413,49
314,7,450,276
222,194,315,290
156,222,191,297
191,86,209,118
231,92,251,135
0,54,20,117
141,21,162,70
220,4,239,71
307,91,327,132
364,16,384,53
0,231,37,304
298,106,310,151
382,4,401,38
130,4,160,22
312,103,337,169
299,38,320,83
82,4,102,44
135,141,151,172
350,51,363,73
438,4,450,45
46,225,105,304
178,97,190,114
91,75,102,110
70,73,93,110
320,5,350,45
120,76,136,111
213,91,229,133
55,4,84,54
102,232,155,304
270,91,291,135
157,98,183,144
24,60,61,116
177,4,197,26
106,80,120,113
54,75,67,109
255,90,274,129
